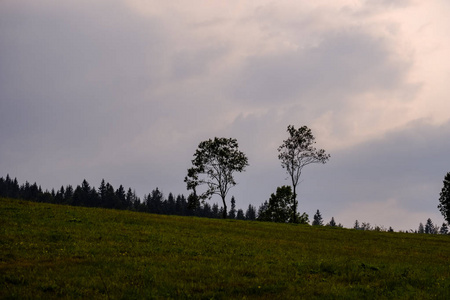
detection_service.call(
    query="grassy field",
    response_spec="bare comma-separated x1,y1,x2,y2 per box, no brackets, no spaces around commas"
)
1,197,449,299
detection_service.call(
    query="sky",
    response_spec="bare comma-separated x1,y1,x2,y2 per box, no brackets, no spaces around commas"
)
1,0,449,231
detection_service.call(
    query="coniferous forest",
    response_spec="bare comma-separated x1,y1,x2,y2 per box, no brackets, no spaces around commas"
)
0,175,256,220
1,174,447,233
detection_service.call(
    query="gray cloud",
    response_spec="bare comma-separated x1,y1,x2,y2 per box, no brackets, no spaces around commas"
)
0,1,448,232
232,28,413,105
297,119,450,230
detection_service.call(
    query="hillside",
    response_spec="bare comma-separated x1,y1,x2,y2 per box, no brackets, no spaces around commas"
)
1,197,449,299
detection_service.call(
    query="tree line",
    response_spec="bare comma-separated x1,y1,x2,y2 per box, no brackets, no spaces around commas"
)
0,174,258,220
2,123,449,231
2,174,448,233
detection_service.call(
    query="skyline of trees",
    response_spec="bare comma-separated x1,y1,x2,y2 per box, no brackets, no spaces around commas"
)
0,174,448,233
0,174,257,221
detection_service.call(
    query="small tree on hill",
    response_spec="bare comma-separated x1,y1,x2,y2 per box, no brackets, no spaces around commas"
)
245,204,256,220
185,137,249,218
236,209,245,220
440,223,448,235
229,196,236,219
327,217,336,227
425,218,435,234
418,222,425,234
258,186,296,223
312,209,323,226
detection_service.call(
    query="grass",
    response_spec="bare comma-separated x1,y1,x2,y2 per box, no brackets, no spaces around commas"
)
1,197,450,299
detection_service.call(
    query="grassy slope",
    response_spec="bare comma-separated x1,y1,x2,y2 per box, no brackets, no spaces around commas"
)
1,197,449,299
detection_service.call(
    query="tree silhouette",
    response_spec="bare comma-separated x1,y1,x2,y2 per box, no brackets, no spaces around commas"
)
185,137,249,218
258,186,294,223
278,125,330,223
438,172,450,224
312,209,324,226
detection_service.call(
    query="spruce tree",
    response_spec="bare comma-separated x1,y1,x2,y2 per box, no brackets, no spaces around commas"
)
327,217,336,227
425,218,435,234
312,209,323,226
418,222,425,234
245,204,256,220
228,196,236,219
236,209,245,220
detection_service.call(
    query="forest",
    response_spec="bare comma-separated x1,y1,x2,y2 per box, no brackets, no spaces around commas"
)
1,174,447,234
0,175,256,220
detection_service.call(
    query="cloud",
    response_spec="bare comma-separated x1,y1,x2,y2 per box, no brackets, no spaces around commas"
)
0,1,449,232
232,28,413,104
298,119,450,230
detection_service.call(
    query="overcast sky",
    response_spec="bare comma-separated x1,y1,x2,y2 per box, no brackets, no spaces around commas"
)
1,0,449,231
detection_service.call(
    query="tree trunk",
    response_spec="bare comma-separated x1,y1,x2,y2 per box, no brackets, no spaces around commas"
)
221,196,227,219
292,184,297,223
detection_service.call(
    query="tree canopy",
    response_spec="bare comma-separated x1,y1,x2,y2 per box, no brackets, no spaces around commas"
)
258,186,294,223
185,137,249,218
278,125,330,223
438,172,450,224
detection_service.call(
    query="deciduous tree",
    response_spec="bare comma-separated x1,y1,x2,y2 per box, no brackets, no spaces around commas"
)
278,125,330,223
438,172,450,224
258,186,294,223
185,137,249,218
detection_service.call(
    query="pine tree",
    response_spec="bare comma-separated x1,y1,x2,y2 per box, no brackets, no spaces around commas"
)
425,218,435,234
116,185,127,209
212,203,220,218
228,196,236,219
245,204,256,220
440,223,448,235
176,194,187,216
166,193,176,215
327,217,336,227
236,209,245,220
354,220,360,230
418,222,425,234
312,209,323,226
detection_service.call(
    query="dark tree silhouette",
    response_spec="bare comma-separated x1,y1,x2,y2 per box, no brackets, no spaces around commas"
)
438,172,450,224
258,186,295,223
245,204,257,220
312,209,324,226
278,125,330,223
229,196,236,219
425,218,435,234
327,217,337,227
185,137,249,218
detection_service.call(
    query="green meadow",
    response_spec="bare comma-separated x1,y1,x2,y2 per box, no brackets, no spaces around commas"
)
1,197,449,299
